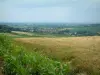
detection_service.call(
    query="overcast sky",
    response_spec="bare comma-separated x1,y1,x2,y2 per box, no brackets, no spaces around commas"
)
0,0,100,23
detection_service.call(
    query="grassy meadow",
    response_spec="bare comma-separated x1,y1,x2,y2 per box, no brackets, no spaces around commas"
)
0,35,70,75
15,36,100,75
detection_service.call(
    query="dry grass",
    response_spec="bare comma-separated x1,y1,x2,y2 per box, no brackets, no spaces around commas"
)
15,36,100,75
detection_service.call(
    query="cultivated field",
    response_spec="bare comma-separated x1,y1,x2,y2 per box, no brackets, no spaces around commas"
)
15,36,100,75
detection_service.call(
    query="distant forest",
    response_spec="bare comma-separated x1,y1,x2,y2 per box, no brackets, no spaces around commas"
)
0,24,20,33
0,25,12,33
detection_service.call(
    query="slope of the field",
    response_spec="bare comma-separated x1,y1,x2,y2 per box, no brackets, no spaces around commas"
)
15,36,100,75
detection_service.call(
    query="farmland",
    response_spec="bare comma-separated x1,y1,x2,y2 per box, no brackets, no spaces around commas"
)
0,23,100,75
15,36,100,75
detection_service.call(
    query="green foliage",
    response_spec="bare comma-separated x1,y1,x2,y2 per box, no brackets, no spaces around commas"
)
0,25,12,33
0,35,13,56
0,35,70,75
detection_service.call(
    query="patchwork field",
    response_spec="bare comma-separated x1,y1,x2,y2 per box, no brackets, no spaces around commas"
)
15,36,100,75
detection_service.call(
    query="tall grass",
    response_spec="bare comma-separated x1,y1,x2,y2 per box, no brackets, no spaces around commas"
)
15,37,100,75
0,35,70,75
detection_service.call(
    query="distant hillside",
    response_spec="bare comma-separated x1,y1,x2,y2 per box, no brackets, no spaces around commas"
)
0,23,100,36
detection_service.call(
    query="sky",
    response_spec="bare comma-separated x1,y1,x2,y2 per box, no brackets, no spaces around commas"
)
0,0,100,23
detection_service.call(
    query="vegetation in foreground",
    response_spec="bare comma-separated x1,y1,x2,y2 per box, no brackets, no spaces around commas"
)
15,36,100,75
0,35,70,75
